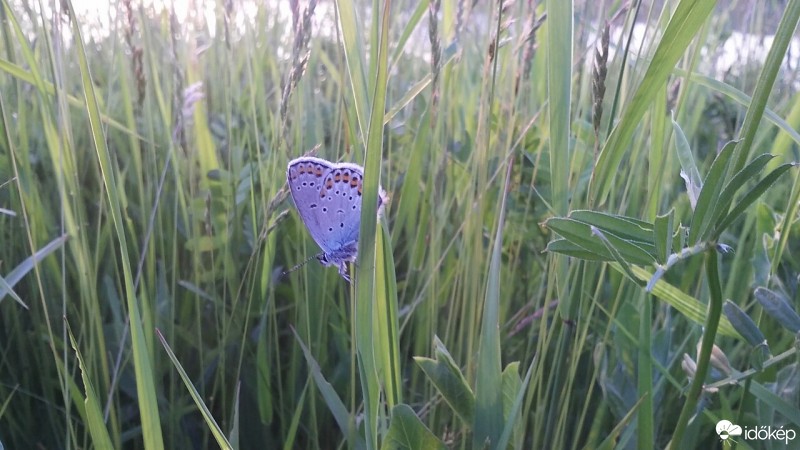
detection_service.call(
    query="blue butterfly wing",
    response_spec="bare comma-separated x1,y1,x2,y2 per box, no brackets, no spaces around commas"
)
287,157,363,261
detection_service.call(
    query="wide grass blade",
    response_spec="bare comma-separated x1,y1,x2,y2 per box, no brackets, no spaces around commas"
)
473,164,513,449
592,0,717,205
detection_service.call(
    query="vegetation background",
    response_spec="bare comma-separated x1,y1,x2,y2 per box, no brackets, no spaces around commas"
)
0,0,799,449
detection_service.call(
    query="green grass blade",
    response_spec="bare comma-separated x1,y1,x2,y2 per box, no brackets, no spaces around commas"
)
591,0,717,204
628,265,739,338
473,164,512,449
293,328,365,450
352,1,393,448
546,0,572,215
0,233,68,308
376,221,402,407
731,0,800,173
66,321,114,449
67,2,164,447
156,330,232,449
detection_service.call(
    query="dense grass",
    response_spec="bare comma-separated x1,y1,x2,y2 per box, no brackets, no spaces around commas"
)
1,0,799,449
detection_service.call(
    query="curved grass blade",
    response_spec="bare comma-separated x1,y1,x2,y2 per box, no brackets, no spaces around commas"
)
292,327,366,450
156,330,233,450
591,0,717,204
0,233,69,308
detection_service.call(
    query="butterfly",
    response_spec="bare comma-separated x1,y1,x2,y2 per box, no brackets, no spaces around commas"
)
286,156,387,281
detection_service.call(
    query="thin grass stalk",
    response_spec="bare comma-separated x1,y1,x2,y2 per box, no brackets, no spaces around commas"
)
638,290,654,449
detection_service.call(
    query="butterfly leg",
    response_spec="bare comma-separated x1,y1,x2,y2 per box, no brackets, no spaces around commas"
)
337,262,351,283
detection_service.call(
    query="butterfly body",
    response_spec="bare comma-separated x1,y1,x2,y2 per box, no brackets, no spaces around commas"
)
286,156,386,281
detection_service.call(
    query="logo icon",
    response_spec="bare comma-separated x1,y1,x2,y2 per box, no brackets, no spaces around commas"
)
716,420,743,441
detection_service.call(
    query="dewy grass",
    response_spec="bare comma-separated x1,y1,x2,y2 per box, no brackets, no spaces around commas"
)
1,0,799,449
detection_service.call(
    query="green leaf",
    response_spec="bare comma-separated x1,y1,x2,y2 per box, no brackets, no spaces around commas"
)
672,117,702,208
714,163,796,234
688,140,736,244
546,218,656,265
497,360,535,450
723,300,767,347
414,337,475,425
569,210,655,243
708,152,774,238
381,404,446,450
591,226,642,286
754,288,800,333
653,211,674,264
546,239,615,262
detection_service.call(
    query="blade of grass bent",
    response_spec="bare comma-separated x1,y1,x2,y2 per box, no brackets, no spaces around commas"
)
156,330,232,449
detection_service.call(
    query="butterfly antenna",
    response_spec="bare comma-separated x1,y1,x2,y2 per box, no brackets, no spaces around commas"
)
281,254,320,279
